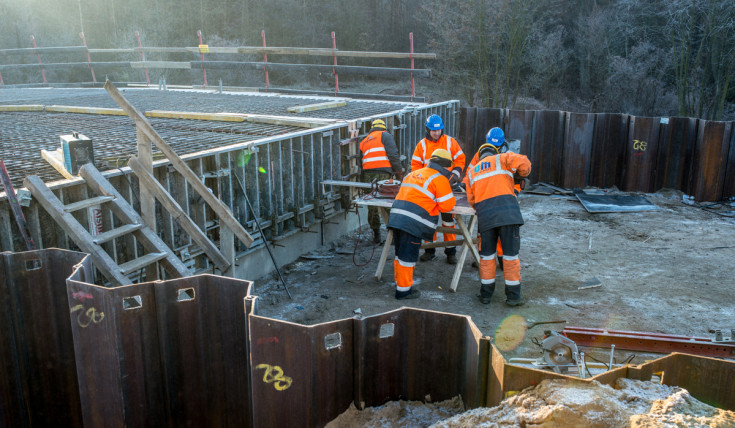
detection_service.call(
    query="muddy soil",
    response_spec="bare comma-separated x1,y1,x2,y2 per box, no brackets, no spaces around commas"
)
253,188,735,362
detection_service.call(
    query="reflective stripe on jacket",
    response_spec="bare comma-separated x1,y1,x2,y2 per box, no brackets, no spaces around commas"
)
388,164,456,240
360,130,392,170
410,135,466,178
463,152,531,232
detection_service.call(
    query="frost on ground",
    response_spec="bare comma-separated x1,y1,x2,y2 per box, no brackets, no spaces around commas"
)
327,379,735,427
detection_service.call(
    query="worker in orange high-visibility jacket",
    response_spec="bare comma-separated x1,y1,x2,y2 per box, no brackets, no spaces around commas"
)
466,128,521,271
463,133,531,307
360,118,404,244
388,149,456,300
411,114,465,265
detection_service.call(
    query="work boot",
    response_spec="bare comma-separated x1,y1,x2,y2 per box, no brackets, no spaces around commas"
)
505,284,524,306
479,283,495,304
446,254,458,265
372,229,383,245
395,288,421,300
419,251,437,262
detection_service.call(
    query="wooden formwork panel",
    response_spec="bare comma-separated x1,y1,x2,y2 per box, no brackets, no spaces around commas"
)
562,113,595,188
656,117,698,194
692,120,733,202
589,113,628,188
623,116,661,192
0,249,87,428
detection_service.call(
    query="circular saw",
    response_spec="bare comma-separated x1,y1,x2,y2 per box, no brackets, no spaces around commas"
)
533,331,579,373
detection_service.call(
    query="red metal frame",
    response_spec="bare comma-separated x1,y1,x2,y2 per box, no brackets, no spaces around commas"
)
79,32,97,83
331,32,339,96
30,35,47,84
197,30,208,88
135,31,150,86
563,326,735,359
261,30,269,91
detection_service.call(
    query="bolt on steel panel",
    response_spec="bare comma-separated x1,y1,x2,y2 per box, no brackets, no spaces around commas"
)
589,113,628,189
0,249,87,428
692,120,733,202
623,116,661,193
562,113,595,189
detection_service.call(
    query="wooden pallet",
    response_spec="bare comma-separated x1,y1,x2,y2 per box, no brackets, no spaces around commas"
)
24,164,191,286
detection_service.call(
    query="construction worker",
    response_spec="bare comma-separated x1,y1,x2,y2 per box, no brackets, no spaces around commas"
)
360,118,404,244
388,149,456,299
467,127,519,270
411,114,465,264
463,128,531,306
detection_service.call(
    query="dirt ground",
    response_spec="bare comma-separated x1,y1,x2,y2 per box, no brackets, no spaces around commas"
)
253,187,735,362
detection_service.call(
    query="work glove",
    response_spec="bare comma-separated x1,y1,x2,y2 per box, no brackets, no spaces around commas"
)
394,169,404,181
449,174,460,185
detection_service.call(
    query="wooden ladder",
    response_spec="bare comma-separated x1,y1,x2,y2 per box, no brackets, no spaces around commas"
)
24,164,191,286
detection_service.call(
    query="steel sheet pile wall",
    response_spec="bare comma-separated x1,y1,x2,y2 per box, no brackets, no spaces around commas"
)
66,268,254,427
459,108,735,202
0,249,88,427
1,250,734,427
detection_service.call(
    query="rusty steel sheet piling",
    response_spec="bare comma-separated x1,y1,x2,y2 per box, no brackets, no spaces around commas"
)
0,249,88,428
589,113,628,189
655,117,698,194
562,113,595,189
691,120,733,202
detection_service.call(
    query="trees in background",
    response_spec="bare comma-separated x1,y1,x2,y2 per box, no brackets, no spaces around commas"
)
0,0,733,120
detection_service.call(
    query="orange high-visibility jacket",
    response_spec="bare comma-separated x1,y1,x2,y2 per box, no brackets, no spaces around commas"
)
467,151,522,194
411,135,465,179
463,152,531,231
388,164,456,240
360,129,400,173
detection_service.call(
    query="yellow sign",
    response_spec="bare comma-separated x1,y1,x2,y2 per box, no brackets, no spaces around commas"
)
199,44,209,53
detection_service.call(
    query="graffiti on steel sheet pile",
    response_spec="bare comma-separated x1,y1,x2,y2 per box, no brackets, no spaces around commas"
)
257,336,279,345
255,363,293,391
72,291,94,302
633,139,647,156
70,304,105,327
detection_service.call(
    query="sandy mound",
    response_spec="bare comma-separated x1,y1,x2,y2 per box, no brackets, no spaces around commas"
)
328,378,735,427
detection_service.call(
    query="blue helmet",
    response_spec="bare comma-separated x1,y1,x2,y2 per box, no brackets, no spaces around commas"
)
486,127,505,146
425,114,444,131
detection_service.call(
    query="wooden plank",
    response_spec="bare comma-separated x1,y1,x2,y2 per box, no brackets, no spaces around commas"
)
63,195,115,212
130,61,191,70
137,127,158,281
202,46,437,59
78,164,192,278
192,61,432,78
228,113,337,129
145,110,245,122
287,101,347,114
41,149,75,180
92,223,143,244
23,175,132,285
45,105,127,115
0,105,45,111
374,208,393,281
128,156,230,271
118,252,167,275
104,81,255,248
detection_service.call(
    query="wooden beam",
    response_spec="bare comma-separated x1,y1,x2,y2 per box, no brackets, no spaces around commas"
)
41,149,75,179
45,105,127,115
104,81,255,248
192,61,432,78
145,110,246,122
0,105,44,112
226,113,338,129
128,156,231,271
136,126,159,281
131,61,191,70
287,101,347,114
